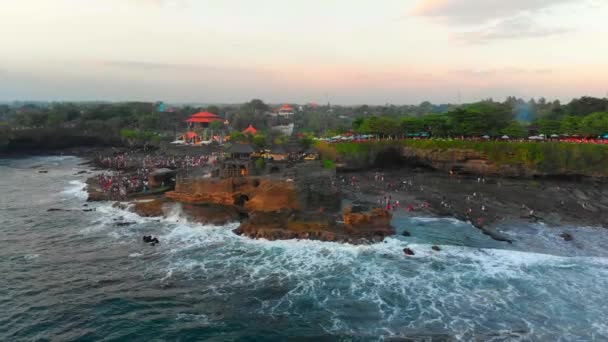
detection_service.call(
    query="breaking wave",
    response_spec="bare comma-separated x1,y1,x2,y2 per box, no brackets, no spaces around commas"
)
61,180,88,200
89,203,608,340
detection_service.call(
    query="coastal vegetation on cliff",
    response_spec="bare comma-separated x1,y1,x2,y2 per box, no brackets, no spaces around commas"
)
401,139,608,176
318,140,608,177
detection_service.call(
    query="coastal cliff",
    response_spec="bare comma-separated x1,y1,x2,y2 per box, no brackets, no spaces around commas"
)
325,141,608,179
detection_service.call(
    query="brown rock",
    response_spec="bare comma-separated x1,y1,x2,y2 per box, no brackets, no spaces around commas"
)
132,198,165,217
180,204,240,226
403,248,415,256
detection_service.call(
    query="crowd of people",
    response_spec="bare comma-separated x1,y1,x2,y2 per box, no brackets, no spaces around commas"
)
94,151,221,200
97,152,218,171
96,171,149,200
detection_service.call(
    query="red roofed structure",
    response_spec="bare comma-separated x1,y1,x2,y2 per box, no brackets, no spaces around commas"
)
185,111,223,125
277,104,295,117
242,124,257,135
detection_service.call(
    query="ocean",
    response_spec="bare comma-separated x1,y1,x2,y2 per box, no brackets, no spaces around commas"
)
1,156,608,341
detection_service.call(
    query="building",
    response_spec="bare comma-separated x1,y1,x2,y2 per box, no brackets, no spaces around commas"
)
228,143,255,160
185,111,223,128
221,143,255,178
182,131,200,144
270,123,294,136
242,124,258,135
277,104,295,117
269,145,288,161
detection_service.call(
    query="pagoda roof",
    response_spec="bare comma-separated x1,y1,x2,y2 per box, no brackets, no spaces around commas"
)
242,124,257,135
185,117,223,123
190,111,220,118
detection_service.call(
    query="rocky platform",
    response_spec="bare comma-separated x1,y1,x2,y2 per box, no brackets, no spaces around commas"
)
93,162,395,244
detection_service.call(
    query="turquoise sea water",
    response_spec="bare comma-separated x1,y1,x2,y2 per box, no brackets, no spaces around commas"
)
1,156,608,341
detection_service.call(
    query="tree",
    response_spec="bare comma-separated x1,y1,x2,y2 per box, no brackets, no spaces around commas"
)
206,105,220,115
229,131,247,143
568,97,608,117
579,112,608,137
421,114,449,137
502,121,527,138
252,133,267,148
352,117,365,132
400,117,424,135
538,118,561,135
46,112,68,127
560,116,581,135
0,123,11,151
446,101,513,137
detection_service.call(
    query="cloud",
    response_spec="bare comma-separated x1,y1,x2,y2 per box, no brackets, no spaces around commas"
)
453,15,573,43
410,0,576,24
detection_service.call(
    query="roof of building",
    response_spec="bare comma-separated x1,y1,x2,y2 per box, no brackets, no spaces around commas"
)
186,117,223,123
184,131,198,139
185,111,223,123
242,124,257,135
280,104,294,111
228,143,255,154
191,111,220,118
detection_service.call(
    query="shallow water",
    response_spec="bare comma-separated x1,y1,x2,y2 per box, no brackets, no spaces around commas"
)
1,156,608,341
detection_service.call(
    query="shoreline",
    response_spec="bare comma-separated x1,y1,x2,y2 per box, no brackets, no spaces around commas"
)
7,147,605,245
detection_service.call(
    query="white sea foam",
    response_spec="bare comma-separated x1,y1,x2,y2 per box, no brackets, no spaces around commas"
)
409,216,463,225
82,198,608,340
61,180,88,200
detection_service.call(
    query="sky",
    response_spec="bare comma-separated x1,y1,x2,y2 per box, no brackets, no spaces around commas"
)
1,0,607,105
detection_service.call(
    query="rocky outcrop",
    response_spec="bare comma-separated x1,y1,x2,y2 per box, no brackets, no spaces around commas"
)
165,177,301,212
132,199,165,217
342,205,395,238
164,163,392,244
234,208,393,244
130,197,239,225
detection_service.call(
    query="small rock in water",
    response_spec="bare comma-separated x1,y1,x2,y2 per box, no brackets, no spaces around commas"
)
38,170,48,174
560,232,573,241
403,248,415,256
402,230,411,237
432,245,441,251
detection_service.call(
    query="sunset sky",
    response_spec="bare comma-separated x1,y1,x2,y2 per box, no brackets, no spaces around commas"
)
1,0,607,104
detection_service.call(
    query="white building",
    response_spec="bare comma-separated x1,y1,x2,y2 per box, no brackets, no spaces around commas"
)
277,104,295,117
